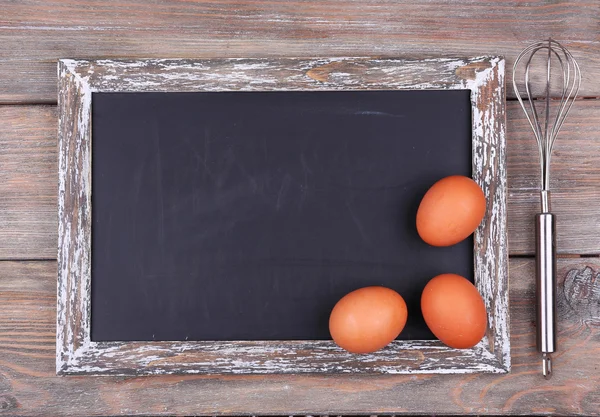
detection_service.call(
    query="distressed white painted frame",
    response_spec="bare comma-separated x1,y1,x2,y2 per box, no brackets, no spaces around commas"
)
57,57,508,375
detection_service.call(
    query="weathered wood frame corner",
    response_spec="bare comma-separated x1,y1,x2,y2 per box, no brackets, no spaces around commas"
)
57,56,508,376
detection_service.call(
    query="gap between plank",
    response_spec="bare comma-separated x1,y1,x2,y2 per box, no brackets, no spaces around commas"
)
0,258,57,262
1,96,600,107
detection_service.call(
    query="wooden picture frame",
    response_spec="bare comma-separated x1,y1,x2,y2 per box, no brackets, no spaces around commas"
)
57,56,508,375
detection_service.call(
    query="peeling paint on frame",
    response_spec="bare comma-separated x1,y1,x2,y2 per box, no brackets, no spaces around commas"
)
57,56,508,376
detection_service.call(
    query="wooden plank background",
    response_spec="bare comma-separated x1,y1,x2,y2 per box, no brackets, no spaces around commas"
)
1,0,599,415
1,0,600,103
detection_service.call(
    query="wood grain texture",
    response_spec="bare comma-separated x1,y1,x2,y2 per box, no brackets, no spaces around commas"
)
507,97,600,256
508,99,600,191
2,259,600,415
56,56,508,375
1,0,599,103
56,60,92,372
0,106,57,260
0,0,598,414
2,99,600,262
64,56,500,92
509,190,600,256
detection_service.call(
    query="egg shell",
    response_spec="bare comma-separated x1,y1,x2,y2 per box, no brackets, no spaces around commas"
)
416,175,486,247
329,286,408,354
421,273,487,349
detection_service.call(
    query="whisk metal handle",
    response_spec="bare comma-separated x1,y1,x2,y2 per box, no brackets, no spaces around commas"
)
535,209,557,379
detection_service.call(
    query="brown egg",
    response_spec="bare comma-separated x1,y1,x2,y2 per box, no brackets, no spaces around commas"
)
421,273,487,349
329,286,408,354
416,175,486,247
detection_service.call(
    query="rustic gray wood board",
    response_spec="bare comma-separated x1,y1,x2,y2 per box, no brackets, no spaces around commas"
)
57,56,508,375
2,0,598,103
5,102,600,261
5,259,600,416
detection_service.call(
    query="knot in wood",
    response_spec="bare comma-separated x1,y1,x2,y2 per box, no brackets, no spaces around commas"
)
561,266,600,322
0,395,18,412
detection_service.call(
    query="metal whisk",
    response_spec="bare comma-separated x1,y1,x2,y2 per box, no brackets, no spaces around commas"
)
512,39,581,379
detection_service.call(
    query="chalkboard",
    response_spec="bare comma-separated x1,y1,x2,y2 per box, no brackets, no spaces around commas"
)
58,56,509,375
90,89,472,342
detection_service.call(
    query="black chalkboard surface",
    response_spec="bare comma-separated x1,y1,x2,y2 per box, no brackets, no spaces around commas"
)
90,89,472,342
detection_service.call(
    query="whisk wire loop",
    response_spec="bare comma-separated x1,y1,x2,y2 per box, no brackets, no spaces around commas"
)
512,39,581,193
